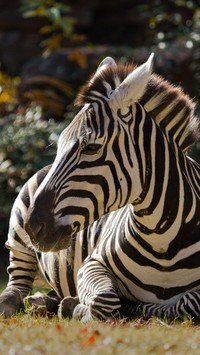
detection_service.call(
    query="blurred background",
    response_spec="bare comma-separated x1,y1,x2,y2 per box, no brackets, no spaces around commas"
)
0,0,200,281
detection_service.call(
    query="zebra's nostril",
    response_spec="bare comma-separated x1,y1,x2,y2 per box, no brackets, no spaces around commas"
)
25,220,45,241
34,223,45,238
24,206,49,243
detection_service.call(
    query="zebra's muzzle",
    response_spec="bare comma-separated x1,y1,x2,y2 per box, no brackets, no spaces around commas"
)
25,213,74,252
24,193,74,252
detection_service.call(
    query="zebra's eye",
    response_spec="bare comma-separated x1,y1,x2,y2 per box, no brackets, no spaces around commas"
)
81,143,102,155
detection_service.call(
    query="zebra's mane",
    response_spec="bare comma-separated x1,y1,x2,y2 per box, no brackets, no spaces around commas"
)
75,62,199,152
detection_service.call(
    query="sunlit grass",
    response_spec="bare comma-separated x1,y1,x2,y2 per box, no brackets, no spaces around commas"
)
0,314,200,354
1,284,200,354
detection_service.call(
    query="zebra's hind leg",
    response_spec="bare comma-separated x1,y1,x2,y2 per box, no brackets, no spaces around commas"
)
121,291,200,322
71,258,121,322
172,291,200,321
25,289,62,317
120,298,171,320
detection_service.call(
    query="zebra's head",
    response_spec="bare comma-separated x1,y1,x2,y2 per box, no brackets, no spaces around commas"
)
25,53,154,252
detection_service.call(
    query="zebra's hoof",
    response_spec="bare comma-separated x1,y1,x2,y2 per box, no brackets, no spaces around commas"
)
25,292,48,307
25,290,61,317
25,292,47,317
73,304,94,322
0,287,24,318
58,296,79,319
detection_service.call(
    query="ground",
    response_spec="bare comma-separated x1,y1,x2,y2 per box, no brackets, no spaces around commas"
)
1,315,200,354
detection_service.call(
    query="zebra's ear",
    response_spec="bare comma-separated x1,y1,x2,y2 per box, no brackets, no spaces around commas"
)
110,53,154,109
89,57,117,85
96,57,117,73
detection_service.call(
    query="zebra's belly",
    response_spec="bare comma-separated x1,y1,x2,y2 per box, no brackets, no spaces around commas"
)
116,263,200,305
92,222,200,305
92,238,200,305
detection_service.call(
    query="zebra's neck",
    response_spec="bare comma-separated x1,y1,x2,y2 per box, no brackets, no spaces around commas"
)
130,155,199,254
128,106,198,253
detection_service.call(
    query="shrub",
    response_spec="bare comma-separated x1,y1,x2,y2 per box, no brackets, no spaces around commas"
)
0,104,73,245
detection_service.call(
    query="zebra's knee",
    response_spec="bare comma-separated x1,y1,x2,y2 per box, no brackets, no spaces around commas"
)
58,296,79,319
0,287,24,318
73,303,93,322
72,292,121,322
76,291,121,321
120,298,140,319
89,292,121,319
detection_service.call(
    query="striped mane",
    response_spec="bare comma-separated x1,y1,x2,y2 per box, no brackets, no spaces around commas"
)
75,62,199,152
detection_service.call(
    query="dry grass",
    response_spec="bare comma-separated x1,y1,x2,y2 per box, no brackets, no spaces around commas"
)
1,314,200,355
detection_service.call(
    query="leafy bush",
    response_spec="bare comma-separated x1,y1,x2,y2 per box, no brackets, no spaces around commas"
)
20,0,82,53
0,104,73,243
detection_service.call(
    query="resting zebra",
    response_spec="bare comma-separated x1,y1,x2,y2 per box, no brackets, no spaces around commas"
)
0,165,98,317
1,54,200,322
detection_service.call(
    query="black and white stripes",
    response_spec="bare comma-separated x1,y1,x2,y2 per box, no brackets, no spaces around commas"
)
1,54,200,321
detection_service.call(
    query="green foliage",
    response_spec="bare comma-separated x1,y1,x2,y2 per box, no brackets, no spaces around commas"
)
134,0,200,164
0,104,71,216
20,0,78,52
0,72,20,105
0,1,80,248
135,0,200,48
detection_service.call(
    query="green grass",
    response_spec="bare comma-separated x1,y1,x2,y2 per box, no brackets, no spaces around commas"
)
1,315,200,354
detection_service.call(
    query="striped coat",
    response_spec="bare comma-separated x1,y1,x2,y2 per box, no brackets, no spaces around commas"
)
1,54,200,321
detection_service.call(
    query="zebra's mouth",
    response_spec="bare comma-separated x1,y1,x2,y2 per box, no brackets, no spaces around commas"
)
28,222,80,253
25,199,81,252
51,223,80,252
25,219,74,252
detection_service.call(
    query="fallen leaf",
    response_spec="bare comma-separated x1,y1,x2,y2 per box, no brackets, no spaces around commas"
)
80,327,88,334
80,334,96,346
55,323,63,332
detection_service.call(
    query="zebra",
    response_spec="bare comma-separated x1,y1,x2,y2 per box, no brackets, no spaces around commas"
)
1,53,200,322
0,165,100,317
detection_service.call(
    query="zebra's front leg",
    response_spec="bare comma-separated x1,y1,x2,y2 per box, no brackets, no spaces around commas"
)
58,296,79,319
0,287,24,318
71,258,121,322
0,245,38,318
25,289,62,317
